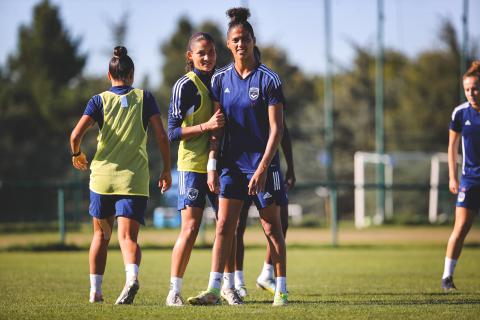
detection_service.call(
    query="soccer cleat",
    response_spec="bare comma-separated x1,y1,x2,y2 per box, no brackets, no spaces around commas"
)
115,279,139,305
89,291,103,303
256,277,276,295
187,288,221,306
272,292,288,306
166,290,185,307
235,285,248,298
221,288,244,305
441,276,457,291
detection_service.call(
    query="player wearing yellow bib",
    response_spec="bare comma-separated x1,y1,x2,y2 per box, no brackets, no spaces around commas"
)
165,32,225,306
70,46,171,305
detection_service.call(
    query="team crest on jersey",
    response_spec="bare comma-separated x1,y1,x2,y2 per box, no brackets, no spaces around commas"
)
249,87,259,101
187,188,199,201
458,191,465,202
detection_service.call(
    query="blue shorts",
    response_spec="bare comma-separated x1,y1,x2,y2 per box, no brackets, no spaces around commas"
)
177,171,218,212
456,183,480,211
219,166,288,210
89,190,148,225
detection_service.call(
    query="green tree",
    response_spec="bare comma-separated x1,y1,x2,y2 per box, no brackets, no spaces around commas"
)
0,0,86,179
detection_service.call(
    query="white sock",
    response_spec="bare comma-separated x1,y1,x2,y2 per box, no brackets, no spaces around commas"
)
258,262,274,280
207,272,223,290
125,264,139,282
275,276,287,294
234,270,245,287
442,257,457,279
90,274,103,294
222,272,235,290
170,277,183,293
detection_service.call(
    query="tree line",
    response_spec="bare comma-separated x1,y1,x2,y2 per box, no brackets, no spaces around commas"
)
0,1,477,217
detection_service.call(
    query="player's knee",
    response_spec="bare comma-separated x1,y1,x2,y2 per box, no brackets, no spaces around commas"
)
216,220,234,238
98,219,112,241
181,222,199,241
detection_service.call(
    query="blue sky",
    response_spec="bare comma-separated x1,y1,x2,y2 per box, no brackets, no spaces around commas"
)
1,0,478,87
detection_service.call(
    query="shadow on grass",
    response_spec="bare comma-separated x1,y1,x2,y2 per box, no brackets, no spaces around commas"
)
299,292,480,306
304,292,466,297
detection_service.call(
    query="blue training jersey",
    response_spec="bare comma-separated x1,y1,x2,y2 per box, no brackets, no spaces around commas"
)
450,101,480,182
84,86,160,130
211,63,284,173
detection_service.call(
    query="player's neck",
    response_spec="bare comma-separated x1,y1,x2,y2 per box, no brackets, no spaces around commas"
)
234,58,257,79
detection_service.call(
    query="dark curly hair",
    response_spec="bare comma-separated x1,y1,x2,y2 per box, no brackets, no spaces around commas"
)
226,7,255,39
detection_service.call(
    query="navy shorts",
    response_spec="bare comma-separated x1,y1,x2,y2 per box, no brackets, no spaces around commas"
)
456,183,480,211
219,166,288,210
89,190,148,225
177,171,218,212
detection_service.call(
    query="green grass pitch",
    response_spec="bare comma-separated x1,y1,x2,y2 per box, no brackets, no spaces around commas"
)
1,246,479,319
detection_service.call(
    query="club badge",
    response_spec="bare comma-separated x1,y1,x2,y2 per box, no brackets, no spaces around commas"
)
458,191,465,202
187,188,199,201
249,87,259,101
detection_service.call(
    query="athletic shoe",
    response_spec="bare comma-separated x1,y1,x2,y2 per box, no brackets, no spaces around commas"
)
89,291,103,303
256,277,276,295
235,285,248,298
166,290,185,307
221,288,244,305
441,276,457,291
272,292,288,306
115,279,139,305
187,288,220,306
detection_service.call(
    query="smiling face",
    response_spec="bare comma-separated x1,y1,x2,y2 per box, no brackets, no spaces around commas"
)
227,25,255,63
187,39,216,73
464,76,480,108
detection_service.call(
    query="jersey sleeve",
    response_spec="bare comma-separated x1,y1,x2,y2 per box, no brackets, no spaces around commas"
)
265,73,284,106
143,90,160,119
449,108,463,132
167,77,193,142
211,73,222,102
83,94,103,125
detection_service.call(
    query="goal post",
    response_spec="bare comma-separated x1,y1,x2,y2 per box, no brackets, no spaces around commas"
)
355,151,460,228
354,152,393,228
428,152,461,223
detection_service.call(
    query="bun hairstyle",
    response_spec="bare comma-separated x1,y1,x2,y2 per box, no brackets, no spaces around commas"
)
226,7,255,39
185,32,215,72
464,61,480,80
109,46,134,81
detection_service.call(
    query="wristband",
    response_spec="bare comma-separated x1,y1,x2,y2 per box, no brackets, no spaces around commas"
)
71,150,81,157
207,158,217,171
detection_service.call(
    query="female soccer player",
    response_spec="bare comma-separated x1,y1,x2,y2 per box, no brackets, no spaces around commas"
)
234,119,295,298
188,7,288,306
165,32,225,306
70,46,171,304
442,61,480,290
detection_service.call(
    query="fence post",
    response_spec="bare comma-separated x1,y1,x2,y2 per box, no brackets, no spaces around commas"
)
57,188,65,244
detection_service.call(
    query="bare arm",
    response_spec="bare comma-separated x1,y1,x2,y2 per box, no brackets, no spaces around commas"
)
280,117,295,191
70,115,95,171
248,103,284,195
207,102,224,194
448,129,461,194
150,115,172,193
